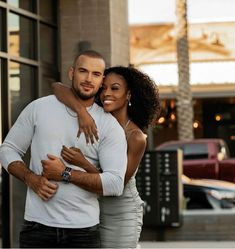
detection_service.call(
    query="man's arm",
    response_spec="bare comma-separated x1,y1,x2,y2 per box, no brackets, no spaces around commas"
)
42,153,102,194
8,161,58,201
42,159,122,196
0,101,58,201
70,170,103,195
42,154,108,195
42,118,127,196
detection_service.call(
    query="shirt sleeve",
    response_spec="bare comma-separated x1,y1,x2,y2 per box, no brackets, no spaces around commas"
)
0,101,36,171
98,120,127,196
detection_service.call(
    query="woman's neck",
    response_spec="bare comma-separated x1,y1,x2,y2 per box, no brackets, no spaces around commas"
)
112,110,130,130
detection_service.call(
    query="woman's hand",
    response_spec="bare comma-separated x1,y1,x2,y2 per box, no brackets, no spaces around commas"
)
77,107,99,144
52,82,99,144
61,146,87,168
41,154,66,181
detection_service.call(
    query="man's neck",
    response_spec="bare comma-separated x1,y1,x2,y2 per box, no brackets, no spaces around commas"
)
71,88,94,107
78,98,95,108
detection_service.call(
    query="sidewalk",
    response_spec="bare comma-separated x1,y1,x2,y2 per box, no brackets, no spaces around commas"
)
1,239,235,248
139,241,235,248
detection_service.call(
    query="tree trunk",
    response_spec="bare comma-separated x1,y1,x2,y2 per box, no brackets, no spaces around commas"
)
175,0,194,141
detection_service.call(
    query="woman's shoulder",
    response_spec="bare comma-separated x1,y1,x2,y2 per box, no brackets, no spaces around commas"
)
126,128,147,156
126,125,147,145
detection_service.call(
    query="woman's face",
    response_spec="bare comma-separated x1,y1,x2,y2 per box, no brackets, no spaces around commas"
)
100,73,130,113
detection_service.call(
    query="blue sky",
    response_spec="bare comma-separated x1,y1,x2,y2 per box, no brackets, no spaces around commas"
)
128,0,235,24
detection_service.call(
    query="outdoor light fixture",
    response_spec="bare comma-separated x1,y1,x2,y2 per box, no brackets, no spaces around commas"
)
158,117,165,124
215,114,222,121
193,120,200,129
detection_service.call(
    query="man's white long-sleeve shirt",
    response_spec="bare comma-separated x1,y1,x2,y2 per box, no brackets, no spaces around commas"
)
0,95,127,228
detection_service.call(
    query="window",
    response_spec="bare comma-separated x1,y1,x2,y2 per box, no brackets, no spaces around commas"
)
2,1,58,121
39,0,56,23
0,58,7,135
158,143,209,160
1,2,58,247
183,144,208,160
8,0,36,13
9,61,37,123
0,8,6,52
9,12,37,59
40,23,57,64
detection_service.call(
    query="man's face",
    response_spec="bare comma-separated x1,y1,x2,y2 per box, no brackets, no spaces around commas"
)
69,55,105,100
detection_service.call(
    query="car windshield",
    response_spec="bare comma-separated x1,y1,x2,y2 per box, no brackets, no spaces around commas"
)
160,143,208,160
183,144,208,159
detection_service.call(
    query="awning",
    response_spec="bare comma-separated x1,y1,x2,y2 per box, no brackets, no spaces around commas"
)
139,61,235,98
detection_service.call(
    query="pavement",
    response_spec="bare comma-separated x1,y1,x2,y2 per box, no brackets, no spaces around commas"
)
139,241,235,248
1,239,235,248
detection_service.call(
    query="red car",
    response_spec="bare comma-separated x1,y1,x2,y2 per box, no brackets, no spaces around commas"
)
156,139,235,183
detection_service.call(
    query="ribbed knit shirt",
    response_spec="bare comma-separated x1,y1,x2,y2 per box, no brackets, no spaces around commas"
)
0,95,127,228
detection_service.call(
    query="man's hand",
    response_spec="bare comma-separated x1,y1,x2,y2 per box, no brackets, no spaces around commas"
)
41,154,66,181
25,172,58,201
7,160,58,201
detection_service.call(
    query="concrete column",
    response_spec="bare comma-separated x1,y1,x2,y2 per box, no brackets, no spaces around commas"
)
59,0,129,83
109,0,129,67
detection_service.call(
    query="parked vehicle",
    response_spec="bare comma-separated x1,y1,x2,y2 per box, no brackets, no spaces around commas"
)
183,175,235,210
156,139,235,183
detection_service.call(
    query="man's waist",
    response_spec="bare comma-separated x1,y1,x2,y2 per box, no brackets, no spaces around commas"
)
23,216,99,229
25,189,99,227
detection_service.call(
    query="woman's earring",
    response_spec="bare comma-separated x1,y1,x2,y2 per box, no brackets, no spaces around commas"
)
127,94,131,106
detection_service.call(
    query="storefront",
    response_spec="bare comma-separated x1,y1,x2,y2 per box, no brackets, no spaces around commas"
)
130,22,235,156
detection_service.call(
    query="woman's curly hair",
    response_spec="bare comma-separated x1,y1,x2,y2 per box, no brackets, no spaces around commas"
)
98,66,161,131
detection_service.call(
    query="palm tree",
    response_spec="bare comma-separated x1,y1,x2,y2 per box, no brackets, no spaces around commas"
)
175,0,194,140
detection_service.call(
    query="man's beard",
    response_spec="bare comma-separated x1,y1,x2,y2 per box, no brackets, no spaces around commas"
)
72,81,96,100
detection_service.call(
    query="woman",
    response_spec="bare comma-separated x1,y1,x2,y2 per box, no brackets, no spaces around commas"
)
43,66,160,248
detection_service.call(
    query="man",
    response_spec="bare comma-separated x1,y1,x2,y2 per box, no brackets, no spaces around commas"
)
0,50,127,248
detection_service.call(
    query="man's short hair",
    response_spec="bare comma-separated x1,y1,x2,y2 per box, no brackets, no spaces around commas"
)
73,50,105,68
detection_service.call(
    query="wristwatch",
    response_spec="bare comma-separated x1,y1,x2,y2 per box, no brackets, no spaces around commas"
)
61,167,72,183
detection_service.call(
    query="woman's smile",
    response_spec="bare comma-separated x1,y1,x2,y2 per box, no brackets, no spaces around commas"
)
100,73,129,112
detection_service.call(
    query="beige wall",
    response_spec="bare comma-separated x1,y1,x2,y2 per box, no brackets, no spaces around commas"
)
59,0,129,84
110,0,129,67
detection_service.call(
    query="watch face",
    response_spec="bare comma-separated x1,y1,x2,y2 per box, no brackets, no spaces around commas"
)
62,170,71,182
